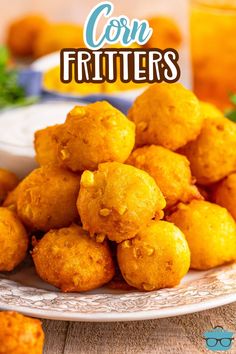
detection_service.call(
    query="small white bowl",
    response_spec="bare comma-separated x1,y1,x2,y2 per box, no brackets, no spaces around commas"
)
0,100,84,178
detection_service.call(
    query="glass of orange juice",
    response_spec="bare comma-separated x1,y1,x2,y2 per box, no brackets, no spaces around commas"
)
190,0,236,110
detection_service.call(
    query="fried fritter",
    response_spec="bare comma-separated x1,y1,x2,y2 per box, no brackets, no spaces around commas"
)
167,200,236,270
179,117,236,185
0,311,44,354
3,182,22,212
7,14,48,57
212,173,236,220
33,23,84,58
117,220,190,291
17,165,80,231
0,208,28,271
128,83,203,150
200,101,223,121
145,16,182,50
127,145,201,208
77,162,166,243
0,168,18,204
56,102,135,172
32,224,115,292
34,124,63,166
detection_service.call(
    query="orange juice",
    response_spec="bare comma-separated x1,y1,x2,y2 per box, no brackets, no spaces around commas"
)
190,0,236,109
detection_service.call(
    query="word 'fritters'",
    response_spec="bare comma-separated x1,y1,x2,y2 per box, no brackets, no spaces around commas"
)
60,48,180,84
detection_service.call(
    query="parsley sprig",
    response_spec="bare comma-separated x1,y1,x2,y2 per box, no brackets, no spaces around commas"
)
0,46,37,109
225,93,236,122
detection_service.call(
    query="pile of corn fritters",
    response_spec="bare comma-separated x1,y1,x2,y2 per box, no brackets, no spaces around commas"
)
1,82,236,293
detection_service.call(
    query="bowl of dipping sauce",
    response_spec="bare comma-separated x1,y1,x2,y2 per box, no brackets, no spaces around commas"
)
0,100,85,178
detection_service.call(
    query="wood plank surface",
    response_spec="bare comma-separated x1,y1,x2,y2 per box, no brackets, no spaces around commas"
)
42,303,236,354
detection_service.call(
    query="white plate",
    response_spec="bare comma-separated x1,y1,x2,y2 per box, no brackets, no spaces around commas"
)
1,261,236,322
1,100,235,322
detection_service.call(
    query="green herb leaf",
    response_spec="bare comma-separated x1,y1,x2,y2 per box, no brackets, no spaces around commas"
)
0,46,38,109
229,93,236,106
225,109,236,123
0,46,9,68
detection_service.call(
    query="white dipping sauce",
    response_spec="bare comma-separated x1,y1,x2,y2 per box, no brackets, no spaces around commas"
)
0,100,85,178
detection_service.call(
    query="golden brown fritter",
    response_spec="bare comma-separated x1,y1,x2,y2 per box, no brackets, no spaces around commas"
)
212,173,236,220
167,200,236,270
179,117,236,185
127,145,201,208
3,182,22,212
0,208,28,271
6,14,48,57
128,83,203,150
33,23,84,58
77,162,166,243
0,168,19,204
32,224,115,292
56,102,135,172
0,311,44,354
34,124,63,166
17,165,80,231
200,101,224,121
117,220,190,291
145,16,182,50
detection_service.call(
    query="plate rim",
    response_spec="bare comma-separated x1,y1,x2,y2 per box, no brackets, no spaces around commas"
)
2,263,236,322
1,292,236,322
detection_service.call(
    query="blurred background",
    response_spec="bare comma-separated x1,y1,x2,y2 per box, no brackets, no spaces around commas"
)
0,0,188,42
0,0,236,113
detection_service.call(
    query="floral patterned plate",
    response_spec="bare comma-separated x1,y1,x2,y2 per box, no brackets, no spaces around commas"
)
0,259,236,322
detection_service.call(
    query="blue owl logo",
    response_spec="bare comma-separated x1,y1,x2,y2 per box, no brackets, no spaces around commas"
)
203,326,234,351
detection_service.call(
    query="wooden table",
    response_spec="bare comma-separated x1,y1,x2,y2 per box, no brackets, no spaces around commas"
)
42,302,236,353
